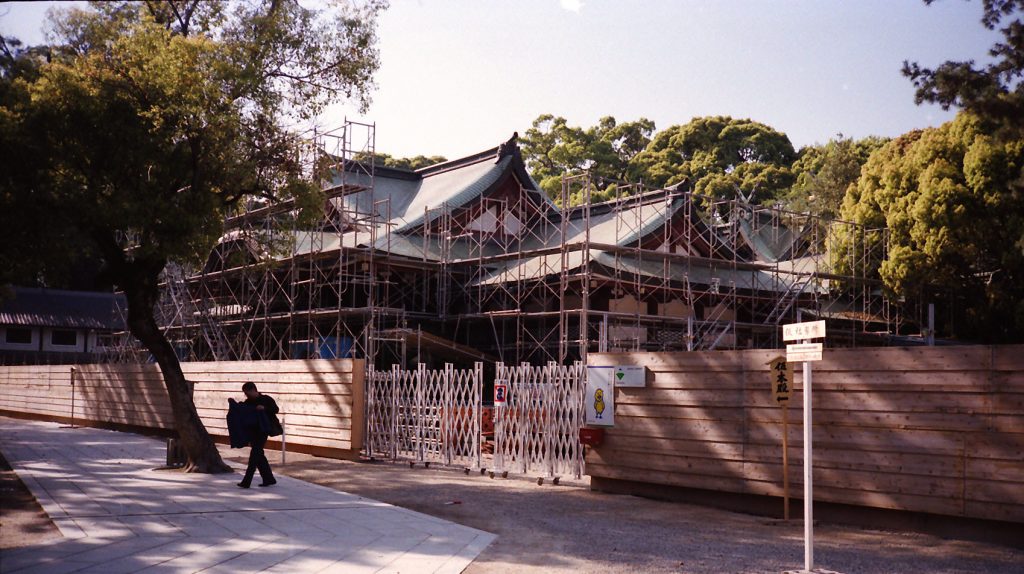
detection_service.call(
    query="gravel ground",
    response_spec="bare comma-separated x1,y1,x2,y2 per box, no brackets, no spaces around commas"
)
220,447,1023,574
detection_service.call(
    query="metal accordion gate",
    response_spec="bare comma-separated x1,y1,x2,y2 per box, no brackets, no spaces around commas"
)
492,362,587,479
365,361,586,480
366,363,483,469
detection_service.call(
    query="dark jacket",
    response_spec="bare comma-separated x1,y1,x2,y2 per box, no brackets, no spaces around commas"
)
245,394,283,437
226,400,262,448
226,394,283,448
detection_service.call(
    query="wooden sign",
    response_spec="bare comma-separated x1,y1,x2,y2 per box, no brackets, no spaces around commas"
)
768,356,793,404
783,320,826,342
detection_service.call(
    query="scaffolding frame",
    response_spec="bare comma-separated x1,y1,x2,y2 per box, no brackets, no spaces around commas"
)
108,126,905,367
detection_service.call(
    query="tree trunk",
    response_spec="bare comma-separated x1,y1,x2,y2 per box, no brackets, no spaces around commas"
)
123,266,232,474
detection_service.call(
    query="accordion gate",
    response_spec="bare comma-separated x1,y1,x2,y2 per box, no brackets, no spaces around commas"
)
366,362,587,479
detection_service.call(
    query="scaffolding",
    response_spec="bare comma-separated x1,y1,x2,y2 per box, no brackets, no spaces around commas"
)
107,125,905,367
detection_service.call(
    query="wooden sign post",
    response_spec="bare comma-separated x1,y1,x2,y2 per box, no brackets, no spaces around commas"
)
768,356,793,520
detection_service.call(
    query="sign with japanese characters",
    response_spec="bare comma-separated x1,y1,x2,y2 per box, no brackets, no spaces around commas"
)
782,320,827,342
768,355,793,404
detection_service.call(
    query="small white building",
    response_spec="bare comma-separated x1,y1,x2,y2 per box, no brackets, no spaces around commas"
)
0,287,124,364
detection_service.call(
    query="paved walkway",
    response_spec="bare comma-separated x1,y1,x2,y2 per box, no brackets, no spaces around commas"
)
0,417,495,574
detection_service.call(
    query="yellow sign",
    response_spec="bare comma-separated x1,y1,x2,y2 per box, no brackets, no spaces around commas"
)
768,355,793,404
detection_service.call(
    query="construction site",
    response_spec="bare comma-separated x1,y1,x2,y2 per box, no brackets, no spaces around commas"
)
105,120,908,368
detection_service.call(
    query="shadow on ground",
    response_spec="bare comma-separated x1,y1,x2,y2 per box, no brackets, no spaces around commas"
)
227,446,1024,574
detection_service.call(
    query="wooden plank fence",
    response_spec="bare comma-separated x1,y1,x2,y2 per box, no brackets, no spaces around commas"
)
588,345,1024,524
0,359,366,457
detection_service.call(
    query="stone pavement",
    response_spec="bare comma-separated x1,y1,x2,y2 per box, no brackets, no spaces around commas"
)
0,417,495,573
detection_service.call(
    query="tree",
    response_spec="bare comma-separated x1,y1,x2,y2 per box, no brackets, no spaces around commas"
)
0,1,384,472
630,116,798,204
904,1,1024,134
355,152,448,171
836,113,1024,341
520,114,655,203
785,136,889,218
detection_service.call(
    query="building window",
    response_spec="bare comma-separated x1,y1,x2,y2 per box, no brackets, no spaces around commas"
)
5,328,32,345
50,329,78,347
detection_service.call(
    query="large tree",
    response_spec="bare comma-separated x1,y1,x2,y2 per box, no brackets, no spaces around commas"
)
630,116,797,205
0,1,384,472
903,0,1024,135
785,136,889,218
520,114,655,204
837,114,1024,341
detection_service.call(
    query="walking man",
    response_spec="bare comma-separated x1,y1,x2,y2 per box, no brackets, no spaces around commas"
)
236,381,281,488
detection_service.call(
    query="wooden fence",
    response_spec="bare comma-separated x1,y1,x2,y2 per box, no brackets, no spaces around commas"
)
0,359,366,457
587,345,1024,524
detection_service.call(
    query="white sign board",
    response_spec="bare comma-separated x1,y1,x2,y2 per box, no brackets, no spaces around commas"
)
585,366,615,427
783,320,827,342
613,365,646,387
493,383,508,406
787,343,823,362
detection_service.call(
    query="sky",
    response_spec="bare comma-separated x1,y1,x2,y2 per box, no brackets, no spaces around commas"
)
0,0,1003,159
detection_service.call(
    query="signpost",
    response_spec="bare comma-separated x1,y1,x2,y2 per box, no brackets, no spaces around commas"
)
783,320,826,573
768,356,793,519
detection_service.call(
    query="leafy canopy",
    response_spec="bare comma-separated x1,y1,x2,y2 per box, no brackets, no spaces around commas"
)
0,0,385,287
520,114,655,204
784,136,889,219
903,0,1024,134
521,114,798,207
838,114,1024,341
631,116,797,205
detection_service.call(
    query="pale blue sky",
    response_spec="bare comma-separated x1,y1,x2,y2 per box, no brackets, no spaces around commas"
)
0,0,1001,159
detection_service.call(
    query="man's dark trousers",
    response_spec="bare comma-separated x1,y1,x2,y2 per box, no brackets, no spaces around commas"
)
241,432,274,486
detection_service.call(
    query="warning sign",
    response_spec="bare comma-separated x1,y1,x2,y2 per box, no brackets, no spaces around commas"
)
768,355,793,404
494,383,508,406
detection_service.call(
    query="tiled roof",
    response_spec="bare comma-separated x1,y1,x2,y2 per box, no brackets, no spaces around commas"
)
0,287,124,330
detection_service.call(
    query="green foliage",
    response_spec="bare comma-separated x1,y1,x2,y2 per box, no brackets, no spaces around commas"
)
631,116,797,205
354,152,448,171
0,1,384,287
785,136,889,219
836,113,1024,341
520,114,655,202
904,1,1024,134
521,114,797,207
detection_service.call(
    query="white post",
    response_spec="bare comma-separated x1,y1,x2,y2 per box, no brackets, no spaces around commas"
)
803,354,813,572
280,415,286,466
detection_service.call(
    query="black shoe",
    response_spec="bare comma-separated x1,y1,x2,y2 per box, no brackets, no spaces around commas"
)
237,482,251,488
258,480,277,487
